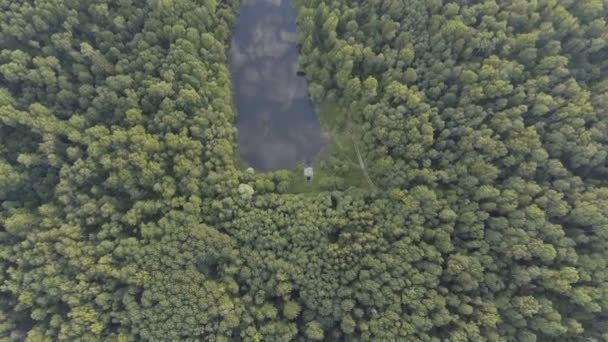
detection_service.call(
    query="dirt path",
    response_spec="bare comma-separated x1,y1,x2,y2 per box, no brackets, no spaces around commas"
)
350,135,377,190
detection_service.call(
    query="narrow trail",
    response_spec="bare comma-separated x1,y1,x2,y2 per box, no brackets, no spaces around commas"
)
350,134,377,190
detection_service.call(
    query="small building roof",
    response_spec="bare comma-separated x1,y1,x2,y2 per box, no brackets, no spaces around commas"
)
304,167,314,177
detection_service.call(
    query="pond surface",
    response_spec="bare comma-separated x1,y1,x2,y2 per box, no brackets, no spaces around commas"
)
230,0,326,171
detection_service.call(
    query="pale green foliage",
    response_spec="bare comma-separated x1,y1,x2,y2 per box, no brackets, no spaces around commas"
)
0,0,606,341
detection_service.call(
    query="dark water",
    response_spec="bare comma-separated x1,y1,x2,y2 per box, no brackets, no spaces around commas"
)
230,0,326,171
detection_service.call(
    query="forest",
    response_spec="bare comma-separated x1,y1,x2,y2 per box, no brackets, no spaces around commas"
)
0,0,607,340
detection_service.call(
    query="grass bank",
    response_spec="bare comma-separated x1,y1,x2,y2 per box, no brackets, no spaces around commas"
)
285,101,373,193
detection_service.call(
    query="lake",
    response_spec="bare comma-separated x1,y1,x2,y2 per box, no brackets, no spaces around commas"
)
230,0,326,171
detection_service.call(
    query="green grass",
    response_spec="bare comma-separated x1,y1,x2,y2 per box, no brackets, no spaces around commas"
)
317,101,349,130
285,100,370,193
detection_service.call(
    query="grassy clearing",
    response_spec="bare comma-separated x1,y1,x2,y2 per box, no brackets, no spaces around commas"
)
285,100,371,193
317,101,348,130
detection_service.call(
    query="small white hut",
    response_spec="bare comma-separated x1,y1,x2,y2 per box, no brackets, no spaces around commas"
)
304,167,314,182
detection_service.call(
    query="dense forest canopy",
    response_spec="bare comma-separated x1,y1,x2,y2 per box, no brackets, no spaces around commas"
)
0,0,607,340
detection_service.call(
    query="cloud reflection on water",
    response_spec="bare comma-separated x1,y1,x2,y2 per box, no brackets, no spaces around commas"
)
230,0,326,171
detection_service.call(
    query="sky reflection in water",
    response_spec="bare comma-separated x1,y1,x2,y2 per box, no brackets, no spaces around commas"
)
230,0,326,171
